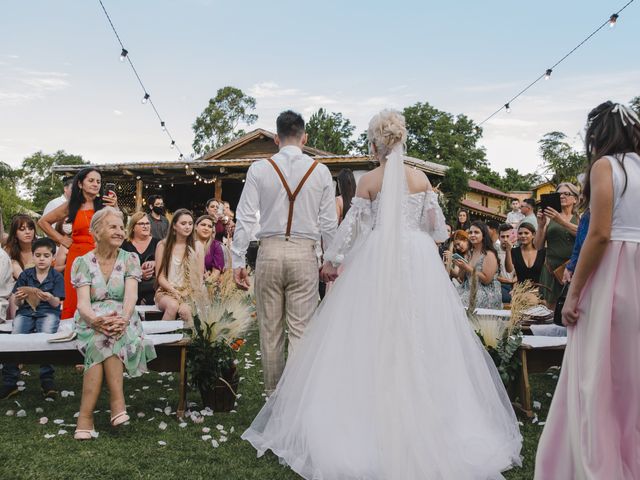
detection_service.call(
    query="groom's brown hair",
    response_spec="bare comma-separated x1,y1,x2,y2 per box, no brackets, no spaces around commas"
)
276,110,305,140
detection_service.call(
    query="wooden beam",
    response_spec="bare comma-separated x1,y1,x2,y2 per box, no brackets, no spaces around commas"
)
214,177,223,201
135,180,143,211
123,169,135,177
153,168,165,175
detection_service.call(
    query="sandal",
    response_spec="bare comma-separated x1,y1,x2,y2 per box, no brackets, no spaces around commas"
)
110,411,130,427
74,429,95,440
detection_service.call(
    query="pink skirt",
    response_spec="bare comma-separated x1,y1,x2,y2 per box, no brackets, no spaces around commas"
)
535,241,640,479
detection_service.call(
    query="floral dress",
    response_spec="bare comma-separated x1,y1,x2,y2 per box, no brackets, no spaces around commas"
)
71,249,156,376
457,253,503,309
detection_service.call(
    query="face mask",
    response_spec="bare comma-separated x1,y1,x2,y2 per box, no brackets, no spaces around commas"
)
62,223,73,235
152,206,166,215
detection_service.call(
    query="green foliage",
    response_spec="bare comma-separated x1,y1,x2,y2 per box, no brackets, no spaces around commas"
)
476,324,523,387
631,96,640,116
502,168,541,192
192,86,258,155
18,150,87,212
187,314,238,392
538,131,586,184
0,162,17,190
403,102,487,173
440,160,469,221
474,165,504,191
305,108,357,154
0,185,36,228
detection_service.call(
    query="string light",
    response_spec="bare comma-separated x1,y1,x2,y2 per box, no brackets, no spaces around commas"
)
98,0,193,162
609,13,619,27
477,0,634,126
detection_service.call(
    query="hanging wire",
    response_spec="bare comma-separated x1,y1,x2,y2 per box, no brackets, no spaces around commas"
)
477,0,635,126
98,0,186,159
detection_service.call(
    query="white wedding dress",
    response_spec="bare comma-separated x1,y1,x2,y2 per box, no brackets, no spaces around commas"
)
242,146,522,479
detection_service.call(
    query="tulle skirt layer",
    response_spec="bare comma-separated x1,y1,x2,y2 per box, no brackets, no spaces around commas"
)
242,229,522,479
535,241,640,479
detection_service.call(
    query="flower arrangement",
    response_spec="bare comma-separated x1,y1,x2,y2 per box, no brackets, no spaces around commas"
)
467,280,540,387
185,252,256,405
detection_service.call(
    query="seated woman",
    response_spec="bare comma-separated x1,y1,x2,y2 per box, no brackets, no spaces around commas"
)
443,229,470,280
453,221,502,309
71,207,156,440
194,215,215,251
154,209,202,322
505,223,546,286
53,217,73,274
4,214,36,280
121,212,158,305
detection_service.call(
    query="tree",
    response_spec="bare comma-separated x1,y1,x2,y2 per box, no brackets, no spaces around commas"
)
403,102,487,173
631,96,640,116
501,168,540,192
305,108,357,154
538,131,586,184
440,160,469,222
474,165,505,192
0,162,17,191
192,86,258,155
19,150,87,212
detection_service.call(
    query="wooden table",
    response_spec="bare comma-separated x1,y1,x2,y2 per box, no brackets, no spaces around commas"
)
514,344,565,418
0,339,190,418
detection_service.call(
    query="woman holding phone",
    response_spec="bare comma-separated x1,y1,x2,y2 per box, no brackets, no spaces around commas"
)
39,168,117,319
533,183,579,309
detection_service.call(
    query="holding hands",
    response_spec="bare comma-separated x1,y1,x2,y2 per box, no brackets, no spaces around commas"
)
320,262,339,283
93,311,128,339
234,267,251,290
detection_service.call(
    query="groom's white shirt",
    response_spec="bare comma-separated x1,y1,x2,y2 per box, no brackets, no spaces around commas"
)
231,145,338,268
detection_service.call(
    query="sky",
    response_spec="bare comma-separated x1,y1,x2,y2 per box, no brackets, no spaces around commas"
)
1,0,638,176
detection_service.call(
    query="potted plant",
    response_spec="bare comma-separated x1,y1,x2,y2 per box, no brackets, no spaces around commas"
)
185,259,255,412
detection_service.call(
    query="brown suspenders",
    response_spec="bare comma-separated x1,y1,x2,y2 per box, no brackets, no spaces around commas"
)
267,158,319,240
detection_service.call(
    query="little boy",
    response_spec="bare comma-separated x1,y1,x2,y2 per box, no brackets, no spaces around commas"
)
0,238,65,400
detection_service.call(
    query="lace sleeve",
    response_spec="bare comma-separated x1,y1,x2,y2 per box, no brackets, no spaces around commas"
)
421,191,449,243
324,197,373,266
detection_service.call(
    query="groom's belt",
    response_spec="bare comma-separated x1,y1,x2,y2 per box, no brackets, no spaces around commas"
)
267,158,319,240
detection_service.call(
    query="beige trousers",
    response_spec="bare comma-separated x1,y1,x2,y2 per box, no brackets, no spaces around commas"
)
255,236,319,393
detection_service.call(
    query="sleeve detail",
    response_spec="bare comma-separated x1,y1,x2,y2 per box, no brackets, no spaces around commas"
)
324,197,373,266
421,191,449,243
124,251,142,282
71,256,92,288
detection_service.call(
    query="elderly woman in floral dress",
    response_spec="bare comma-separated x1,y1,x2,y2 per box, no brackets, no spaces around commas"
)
72,207,156,440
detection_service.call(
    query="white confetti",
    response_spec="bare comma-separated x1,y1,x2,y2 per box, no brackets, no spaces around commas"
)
35,407,44,414
158,397,167,401
230,427,235,433
202,427,210,433
44,434,56,439
546,392,552,398
154,408,163,413
532,415,539,424
53,419,65,425
17,386,26,392
60,390,75,398
192,416,204,424
91,431,99,438
211,439,219,448
39,417,49,425
202,435,212,441
5,410,15,416
73,412,80,418
44,397,54,402
533,401,541,410
158,441,167,446
137,412,145,418
219,436,228,442
538,421,546,426
179,422,188,428
158,421,168,430
168,376,174,382
142,386,149,390
164,406,172,416
147,417,155,422
57,429,67,435
216,424,224,431
16,409,26,417
16,381,25,386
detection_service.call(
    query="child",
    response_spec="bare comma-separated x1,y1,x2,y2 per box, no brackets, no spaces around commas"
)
0,238,65,400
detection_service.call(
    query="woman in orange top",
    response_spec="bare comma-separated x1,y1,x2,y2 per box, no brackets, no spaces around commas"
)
39,168,117,319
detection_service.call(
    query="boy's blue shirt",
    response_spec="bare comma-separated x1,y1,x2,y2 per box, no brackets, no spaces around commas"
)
12,267,65,318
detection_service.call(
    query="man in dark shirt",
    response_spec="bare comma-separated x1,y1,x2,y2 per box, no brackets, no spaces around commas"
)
147,195,169,240
1,238,65,400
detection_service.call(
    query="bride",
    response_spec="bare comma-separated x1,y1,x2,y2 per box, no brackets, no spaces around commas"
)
242,110,522,479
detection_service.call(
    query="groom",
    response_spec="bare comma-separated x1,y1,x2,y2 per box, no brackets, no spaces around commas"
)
232,110,338,394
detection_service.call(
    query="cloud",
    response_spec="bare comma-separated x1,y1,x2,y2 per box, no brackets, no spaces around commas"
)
0,67,70,106
248,82,301,99
113,109,123,116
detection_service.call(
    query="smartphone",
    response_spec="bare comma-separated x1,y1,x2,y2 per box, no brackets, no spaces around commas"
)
540,192,561,213
104,182,116,196
452,253,467,263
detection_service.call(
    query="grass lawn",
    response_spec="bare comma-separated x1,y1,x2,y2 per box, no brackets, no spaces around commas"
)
0,332,557,480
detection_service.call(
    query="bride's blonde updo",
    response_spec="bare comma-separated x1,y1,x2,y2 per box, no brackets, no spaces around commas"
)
367,109,407,160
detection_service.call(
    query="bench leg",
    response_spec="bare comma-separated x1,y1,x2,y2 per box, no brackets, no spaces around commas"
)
177,345,187,419
518,349,534,418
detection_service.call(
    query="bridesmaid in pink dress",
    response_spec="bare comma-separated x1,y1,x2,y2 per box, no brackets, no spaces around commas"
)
535,101,640,479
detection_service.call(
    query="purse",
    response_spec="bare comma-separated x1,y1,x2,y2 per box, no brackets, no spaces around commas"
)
553,283,570,326
546,260,569,284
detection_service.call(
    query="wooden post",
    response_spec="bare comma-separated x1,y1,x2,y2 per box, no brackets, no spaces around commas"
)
135,179,143,211
214,177,223,201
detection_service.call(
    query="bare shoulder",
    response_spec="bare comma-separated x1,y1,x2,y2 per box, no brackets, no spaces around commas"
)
355,168,382,199
405,167,431,193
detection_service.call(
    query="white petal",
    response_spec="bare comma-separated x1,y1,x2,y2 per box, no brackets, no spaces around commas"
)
39,417,49,425
5,410,15,416
202,427,210,433
158,421,168,430
57,429,67,435
216,424,224,430
158,440,167,446
35,407,44,414
179,422,188,428
53,419,65,425
16,409,26,417
201,435,212,441
44,434,56,439
137,412,146,418
211,439,219,448
533,401,542,410
164,407,172,416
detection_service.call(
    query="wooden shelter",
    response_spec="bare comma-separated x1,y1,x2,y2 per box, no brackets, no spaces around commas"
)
52,129,447,215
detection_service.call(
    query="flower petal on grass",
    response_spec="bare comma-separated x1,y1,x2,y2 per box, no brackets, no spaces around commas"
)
44,434,56,439
158,441,167,446
179,422,188,428
158,421,168,430
202,435,212,441
16,410,26,417
39,417,48,424
53,419,64,425
35,407,44,414
211,439,219,448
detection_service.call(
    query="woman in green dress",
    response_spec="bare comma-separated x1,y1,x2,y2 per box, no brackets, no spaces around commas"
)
534,183,580,309
71,207,156,440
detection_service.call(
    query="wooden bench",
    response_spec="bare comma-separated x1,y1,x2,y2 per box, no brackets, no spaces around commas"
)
514,343,565,418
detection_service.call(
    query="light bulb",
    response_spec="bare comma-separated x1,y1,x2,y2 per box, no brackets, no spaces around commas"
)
120,48,128,62
170,140,175,149
544,69,552,80
142,93,150,104
505,103,511,113
161,121,166,131
609,13,618,28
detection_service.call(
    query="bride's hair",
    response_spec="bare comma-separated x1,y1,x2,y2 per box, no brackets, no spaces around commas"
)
367,109,407,160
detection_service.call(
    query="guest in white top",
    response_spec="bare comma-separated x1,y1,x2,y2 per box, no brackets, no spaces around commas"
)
506,198,525,228
232,110,338,394
42,176,74,218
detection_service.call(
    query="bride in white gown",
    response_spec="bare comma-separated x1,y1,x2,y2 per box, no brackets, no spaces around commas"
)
242,110,522,479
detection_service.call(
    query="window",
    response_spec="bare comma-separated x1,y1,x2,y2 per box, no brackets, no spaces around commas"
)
481,196,488,208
